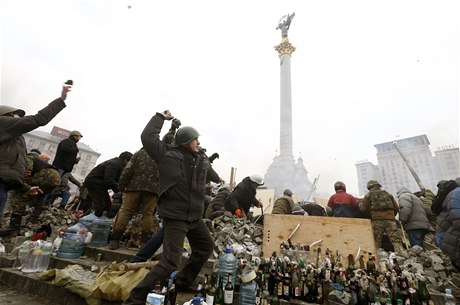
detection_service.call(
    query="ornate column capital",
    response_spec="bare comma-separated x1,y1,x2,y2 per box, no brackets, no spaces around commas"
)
274,38,296,56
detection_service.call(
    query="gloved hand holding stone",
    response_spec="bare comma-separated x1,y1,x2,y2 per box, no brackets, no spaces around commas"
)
172,118,181,129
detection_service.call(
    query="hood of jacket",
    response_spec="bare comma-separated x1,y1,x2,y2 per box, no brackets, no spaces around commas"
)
397,186,411,197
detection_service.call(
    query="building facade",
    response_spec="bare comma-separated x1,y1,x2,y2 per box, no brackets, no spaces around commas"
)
23,126,101,182
355,135,460,196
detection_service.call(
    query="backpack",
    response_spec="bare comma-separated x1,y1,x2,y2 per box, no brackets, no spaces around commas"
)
369,189,395,211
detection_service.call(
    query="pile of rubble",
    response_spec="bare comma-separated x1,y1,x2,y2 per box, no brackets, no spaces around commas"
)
206,211,263,262
17,206,79,241
397,246,460,298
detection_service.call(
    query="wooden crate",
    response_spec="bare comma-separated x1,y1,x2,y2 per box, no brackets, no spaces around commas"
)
263,214,377,259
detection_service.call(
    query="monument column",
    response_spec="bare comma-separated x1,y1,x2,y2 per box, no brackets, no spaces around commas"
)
264,13,314,200
275,14,296,160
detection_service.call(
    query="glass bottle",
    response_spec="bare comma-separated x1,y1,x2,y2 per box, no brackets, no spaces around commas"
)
224,274,234,305
445,288,456,305
206,273,216,305
262,281,270,305
255,286,262,305
316,268,324,304
282,272,291,301
367,253,377,275
215,277,224,305
367,278,378,305
202,274,209,298
195,281,204,297
270,293,280,305
417,278,430,305
291,269,300,300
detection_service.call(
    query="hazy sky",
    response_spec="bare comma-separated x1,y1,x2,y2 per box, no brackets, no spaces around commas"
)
1,0,458,197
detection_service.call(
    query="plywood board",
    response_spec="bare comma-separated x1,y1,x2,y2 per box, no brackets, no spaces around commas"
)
252,189,276,216
263,214,377,260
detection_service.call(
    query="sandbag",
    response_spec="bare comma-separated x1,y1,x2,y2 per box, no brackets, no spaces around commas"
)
91,262,150,301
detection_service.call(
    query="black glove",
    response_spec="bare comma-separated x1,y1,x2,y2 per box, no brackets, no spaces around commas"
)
171,118,182,129
209,152,219,163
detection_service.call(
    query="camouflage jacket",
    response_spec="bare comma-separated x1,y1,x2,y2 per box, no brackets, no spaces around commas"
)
360,188,399,220
118,148,159,194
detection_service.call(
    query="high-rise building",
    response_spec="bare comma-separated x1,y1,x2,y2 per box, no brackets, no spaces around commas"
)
23,126,101,181
264,13,314,200
355,134,459,196
355,160,380,196
434,146,460,180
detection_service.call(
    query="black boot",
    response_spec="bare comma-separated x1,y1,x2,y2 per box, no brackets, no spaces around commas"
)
0,214,22,236
108,230,123,250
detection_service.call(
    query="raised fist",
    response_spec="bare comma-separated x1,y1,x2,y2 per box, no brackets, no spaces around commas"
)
172,118,182,129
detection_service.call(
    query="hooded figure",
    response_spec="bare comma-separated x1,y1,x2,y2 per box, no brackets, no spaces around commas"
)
396,186,430,249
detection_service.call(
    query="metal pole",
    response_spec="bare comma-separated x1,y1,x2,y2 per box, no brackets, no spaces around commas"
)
393,141,425,190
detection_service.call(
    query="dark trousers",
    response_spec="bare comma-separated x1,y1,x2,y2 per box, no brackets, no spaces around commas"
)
0,182,8,224
123,218,214,305
85,185,111,217
130,223,165,263
407,229,427,249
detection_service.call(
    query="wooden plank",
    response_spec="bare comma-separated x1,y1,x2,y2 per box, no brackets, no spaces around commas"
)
263,214,377,260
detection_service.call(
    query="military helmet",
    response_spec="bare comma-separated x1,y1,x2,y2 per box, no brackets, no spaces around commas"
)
334,181,346,191
367,180,382,190
175,126,200,145
0,105,25,117
283,189,293,197
69,130,83,137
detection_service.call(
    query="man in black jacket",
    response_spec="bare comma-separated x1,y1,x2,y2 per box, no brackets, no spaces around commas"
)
225,175,264,218
0,82,71,224
123,110,222,305
82,151,133,217
52,130,83,176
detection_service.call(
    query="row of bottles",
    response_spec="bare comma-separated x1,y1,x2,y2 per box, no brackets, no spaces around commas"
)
13,240,53,273
146,245,456,305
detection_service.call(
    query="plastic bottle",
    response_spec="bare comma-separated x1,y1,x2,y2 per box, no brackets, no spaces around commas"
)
88,211,112,247
13,241,32,269
146,292,165,305
239,270,258,305
37,241,53,272
22,240,42,273
445,288,455,305
218,247,237,286
57,221,88,259
79,211,98,228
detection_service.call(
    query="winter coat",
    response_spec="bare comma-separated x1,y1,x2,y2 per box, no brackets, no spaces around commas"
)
301,203,326,216
436,178,460,261
396,187,430,231
225,176,259,215
141,113,221,222
271,195,295,215
205,187,230,220
52,137,79,173
327,190,360,218
83,157,125,193
118,148,159,194
0,98,66,191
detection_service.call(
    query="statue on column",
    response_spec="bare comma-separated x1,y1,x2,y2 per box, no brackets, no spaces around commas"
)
276,12,295,38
